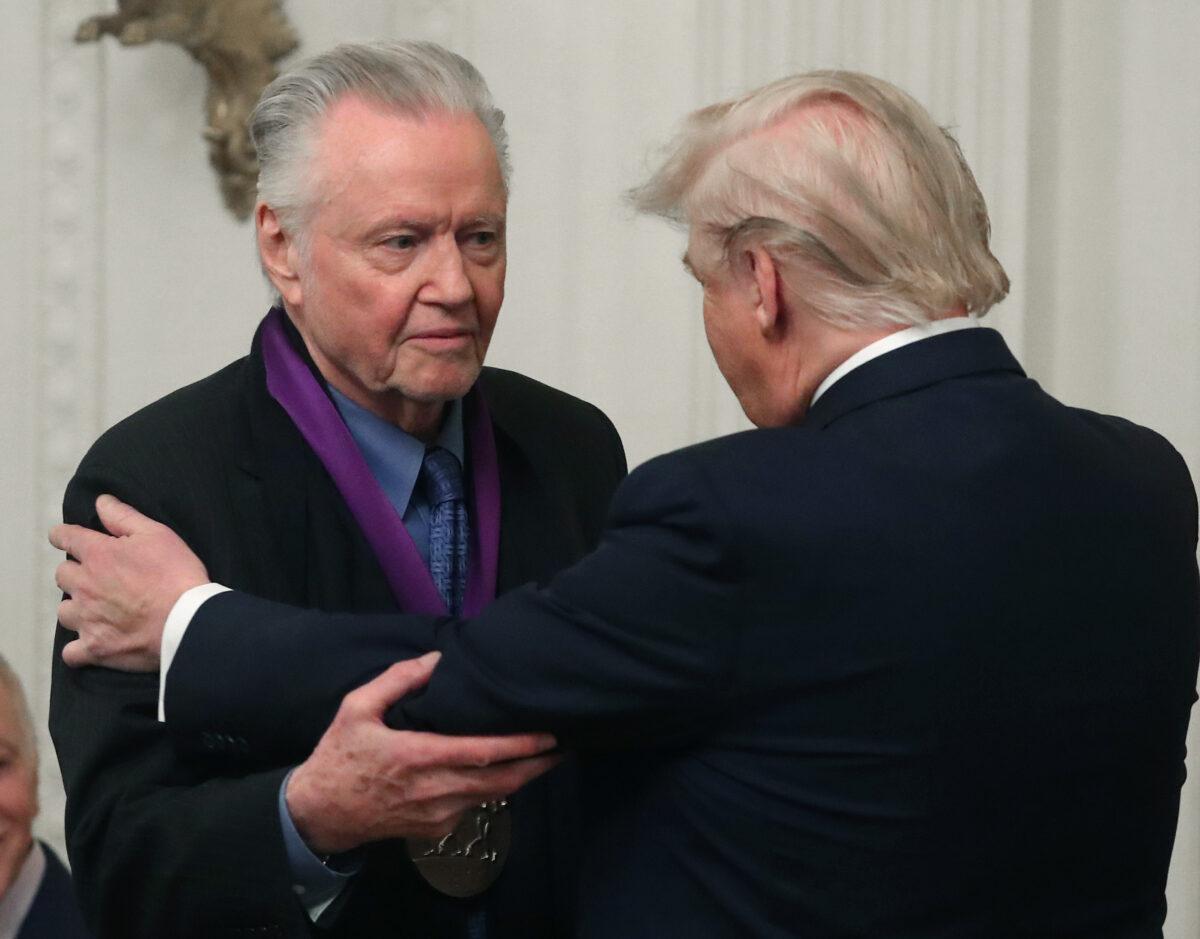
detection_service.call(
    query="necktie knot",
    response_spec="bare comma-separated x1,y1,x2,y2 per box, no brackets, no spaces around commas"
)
422,447,464,506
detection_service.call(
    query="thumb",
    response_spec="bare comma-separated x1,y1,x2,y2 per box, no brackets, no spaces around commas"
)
95,494,156,537
347,652,442,717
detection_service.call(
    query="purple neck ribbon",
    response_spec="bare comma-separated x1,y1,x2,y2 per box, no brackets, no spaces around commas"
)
260,307,500,616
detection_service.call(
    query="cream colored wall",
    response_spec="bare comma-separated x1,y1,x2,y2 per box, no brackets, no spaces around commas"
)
2,2,1197,934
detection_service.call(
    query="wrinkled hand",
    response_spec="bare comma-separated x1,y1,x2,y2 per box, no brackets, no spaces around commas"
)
49,494,209,671
287,652,561,855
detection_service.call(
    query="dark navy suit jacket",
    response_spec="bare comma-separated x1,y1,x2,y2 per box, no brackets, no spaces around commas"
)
16,843,92,939
170,328,1199,938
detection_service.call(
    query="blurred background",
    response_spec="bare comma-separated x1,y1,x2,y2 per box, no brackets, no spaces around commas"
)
2,1,1197,934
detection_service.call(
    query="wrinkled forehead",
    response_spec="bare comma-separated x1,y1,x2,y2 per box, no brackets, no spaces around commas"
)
305,95,507,223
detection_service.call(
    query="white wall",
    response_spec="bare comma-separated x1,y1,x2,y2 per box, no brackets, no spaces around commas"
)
2,2,1196,934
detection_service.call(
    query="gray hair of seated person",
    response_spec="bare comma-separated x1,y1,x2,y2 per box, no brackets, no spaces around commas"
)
0,655,37,762
630,70,1009,330
250,39,511,249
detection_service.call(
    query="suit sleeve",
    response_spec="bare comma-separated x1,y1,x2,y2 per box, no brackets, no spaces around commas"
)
398,452,744,748
169,452,743,753
166,590,442,764
49,459,315,939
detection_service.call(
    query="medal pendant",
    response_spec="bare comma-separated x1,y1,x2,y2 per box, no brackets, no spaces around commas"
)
407,800,511,898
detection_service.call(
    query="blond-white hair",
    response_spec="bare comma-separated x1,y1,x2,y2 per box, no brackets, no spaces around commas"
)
631,70,1009,329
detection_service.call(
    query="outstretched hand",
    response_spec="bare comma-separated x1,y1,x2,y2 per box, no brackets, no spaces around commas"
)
50,494,209,671
286,652,561,855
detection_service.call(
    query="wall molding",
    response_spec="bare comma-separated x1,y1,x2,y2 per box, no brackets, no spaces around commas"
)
33,0,107,851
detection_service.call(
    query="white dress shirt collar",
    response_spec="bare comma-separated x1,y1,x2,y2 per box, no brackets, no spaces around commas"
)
0,840,45,939
810,315,981,407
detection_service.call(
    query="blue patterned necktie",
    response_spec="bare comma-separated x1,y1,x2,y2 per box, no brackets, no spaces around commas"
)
421,447,488,939
421,446,469,616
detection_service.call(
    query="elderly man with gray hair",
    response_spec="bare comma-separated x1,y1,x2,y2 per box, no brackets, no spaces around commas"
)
48,40,626,939
55,70,1198,937
0,657,90,938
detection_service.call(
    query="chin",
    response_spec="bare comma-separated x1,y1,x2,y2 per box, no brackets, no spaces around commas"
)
398,367,483,403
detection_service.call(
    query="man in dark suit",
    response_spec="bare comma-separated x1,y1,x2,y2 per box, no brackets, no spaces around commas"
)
54,72,1199,937
47,41,625,939
0,657,91,939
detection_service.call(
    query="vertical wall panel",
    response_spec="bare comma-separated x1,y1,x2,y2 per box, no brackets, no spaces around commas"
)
30,0,109,853
1,0,48,850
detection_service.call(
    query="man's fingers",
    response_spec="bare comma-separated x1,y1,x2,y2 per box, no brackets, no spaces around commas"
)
54,559,83,595
341,653,442,718
95,494,157,537
57,598,80,632
48,523,110,561
405,753,564,807
471,752,562,795
61,638,97,669
405,730,559,769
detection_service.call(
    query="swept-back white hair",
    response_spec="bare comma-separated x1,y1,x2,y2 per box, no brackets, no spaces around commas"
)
251,39,510,239
631,71,1009,329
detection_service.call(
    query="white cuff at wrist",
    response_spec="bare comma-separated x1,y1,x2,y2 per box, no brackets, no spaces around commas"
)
157,582,231,722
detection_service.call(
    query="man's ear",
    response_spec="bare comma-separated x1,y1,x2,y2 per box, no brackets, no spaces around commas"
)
746,245,783,337
256,203,303,309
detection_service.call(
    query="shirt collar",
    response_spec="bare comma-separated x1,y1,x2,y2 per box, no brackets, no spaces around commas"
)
0,841,44,939
327,387,466,514
810,315,981,407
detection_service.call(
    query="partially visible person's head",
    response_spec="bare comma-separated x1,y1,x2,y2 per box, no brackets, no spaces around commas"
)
250,41,510,436
631,70,1009,426
0,656,38,898
633,70,1009,330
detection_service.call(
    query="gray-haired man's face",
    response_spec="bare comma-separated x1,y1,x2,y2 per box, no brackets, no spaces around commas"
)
0,688,37,898
269,94,508,436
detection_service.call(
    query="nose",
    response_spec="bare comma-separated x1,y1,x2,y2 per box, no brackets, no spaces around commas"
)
418,238,474,308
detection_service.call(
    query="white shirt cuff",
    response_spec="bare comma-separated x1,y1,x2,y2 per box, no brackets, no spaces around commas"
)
158,583,231,722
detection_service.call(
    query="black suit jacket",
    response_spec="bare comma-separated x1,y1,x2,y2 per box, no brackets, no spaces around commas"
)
171,328,1199,938
15,842,92,939
48,324,626,939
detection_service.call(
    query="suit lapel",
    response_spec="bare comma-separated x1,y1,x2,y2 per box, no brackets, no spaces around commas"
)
805,327,1025,429
480,374,594,593
231,332,395,610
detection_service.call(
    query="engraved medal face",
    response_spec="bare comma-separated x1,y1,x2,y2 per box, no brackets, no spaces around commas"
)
407,801,511,898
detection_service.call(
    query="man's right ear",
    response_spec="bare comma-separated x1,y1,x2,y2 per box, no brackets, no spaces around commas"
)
256,203,303,309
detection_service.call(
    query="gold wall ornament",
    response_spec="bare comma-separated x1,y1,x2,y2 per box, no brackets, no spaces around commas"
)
76,0,300,220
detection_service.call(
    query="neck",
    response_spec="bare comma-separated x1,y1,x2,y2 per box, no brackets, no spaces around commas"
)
0,832,34,900
797,311,972,417
330,380,447,442
292,326,447,441
791,322,905,417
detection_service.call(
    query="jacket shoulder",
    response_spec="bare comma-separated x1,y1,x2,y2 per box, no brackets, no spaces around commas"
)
482,366,616,429
77,356,252,476
480,366,626,472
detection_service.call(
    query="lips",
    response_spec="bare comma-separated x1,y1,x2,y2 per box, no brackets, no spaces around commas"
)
407,330,474,351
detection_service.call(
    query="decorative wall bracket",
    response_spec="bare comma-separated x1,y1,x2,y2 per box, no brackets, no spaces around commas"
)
76,0,300,220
